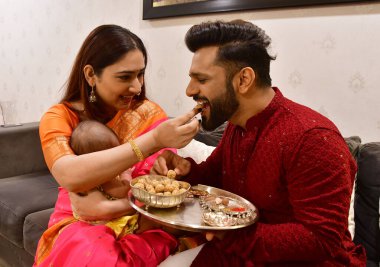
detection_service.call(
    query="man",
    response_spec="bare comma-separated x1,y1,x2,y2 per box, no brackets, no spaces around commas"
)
152,20,365,266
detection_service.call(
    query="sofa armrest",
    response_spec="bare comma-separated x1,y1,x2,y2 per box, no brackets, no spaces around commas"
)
354,142,380,264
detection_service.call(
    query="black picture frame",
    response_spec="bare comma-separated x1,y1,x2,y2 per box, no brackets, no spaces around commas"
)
143,0,378,20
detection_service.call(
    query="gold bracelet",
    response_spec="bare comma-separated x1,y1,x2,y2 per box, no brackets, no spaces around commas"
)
129,139,145,161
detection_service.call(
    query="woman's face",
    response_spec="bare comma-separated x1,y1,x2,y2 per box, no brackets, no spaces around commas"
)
94,49,145,113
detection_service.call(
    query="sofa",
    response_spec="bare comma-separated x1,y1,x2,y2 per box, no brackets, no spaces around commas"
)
352,140,380,266
0,122,58,267
0,122,379,266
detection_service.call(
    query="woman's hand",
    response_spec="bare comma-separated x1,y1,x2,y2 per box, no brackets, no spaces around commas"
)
151,150,191,178
153,109,200,149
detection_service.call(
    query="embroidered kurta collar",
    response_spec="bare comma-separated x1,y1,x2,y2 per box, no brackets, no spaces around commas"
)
242,87,283,132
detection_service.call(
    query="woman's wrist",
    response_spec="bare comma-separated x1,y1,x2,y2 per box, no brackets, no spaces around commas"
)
134,130,162,159
128,139,145,161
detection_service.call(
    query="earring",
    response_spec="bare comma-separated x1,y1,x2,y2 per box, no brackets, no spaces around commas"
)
89,86,97,103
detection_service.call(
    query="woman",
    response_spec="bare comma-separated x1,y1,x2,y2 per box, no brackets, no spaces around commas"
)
34,25,199,266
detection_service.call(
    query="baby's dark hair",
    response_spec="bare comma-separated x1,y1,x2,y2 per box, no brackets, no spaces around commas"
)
70,120,120,155
185,20,276,87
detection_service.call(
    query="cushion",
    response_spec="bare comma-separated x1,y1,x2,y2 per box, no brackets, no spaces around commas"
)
0,171,57,248
178,139,216,164
24,208,54,256
344,136,362,238
0,234,34,267
354,142,380,264
345,136,362,160
194,122,226,147
159,243,204,267
0,122,48,178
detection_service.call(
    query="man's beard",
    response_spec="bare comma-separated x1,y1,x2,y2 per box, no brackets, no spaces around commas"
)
201,80,239,131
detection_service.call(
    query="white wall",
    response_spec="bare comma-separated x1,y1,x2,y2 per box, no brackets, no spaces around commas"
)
0,0,379,142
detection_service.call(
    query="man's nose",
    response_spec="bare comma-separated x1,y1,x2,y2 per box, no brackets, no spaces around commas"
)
186,82,198,97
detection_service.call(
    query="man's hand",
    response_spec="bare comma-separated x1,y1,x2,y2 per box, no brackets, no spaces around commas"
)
151,150,191,178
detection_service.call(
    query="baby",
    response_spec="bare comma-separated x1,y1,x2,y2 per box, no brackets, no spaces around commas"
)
69,120,184,239
69,120,134,223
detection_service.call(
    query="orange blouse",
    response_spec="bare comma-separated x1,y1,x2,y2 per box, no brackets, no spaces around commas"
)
39,100,168,170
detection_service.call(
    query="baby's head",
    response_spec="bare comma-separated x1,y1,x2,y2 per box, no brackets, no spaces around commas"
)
71,120,120,155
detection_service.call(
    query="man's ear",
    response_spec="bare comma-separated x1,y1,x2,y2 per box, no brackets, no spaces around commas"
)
83,65,96,86
235,67,255,94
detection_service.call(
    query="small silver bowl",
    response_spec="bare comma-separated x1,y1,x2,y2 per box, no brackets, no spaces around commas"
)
130,175,190,208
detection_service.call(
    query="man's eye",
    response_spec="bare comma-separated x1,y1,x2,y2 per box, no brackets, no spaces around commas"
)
198,79,207,84
119,76,131,80
138,72,145,77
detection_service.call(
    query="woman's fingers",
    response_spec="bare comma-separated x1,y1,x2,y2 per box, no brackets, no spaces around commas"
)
172,109,199,126
181,116,200,132
153,109,200,149
175,118,200,148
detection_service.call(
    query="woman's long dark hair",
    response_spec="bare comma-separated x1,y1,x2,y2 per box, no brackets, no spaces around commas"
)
61,25,148,123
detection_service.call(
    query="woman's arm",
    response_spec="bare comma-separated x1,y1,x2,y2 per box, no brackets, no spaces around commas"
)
51,131,159,192
44,109,200,193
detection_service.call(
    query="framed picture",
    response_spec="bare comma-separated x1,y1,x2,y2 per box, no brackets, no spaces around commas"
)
143,0,378,20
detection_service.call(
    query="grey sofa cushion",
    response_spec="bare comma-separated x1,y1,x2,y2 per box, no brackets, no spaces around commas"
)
345,136,362,160
0,122,48,178
354,142,380,264
24,208,54,256
0,234,34,267
0,171,57,248
344,136,362,238
194,122,227,147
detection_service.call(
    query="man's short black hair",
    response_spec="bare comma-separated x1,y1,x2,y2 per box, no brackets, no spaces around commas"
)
185,20,276,88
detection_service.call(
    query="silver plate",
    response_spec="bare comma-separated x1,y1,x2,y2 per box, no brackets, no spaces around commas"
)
129,184,258,232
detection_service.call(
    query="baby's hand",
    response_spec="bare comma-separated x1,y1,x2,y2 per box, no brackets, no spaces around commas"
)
102,169,133,199
119,168,133,184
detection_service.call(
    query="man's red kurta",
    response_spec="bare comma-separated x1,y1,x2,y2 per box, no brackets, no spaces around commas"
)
185,88,366,266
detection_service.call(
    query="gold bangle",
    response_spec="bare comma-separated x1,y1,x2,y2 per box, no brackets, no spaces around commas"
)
129,139,145,161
